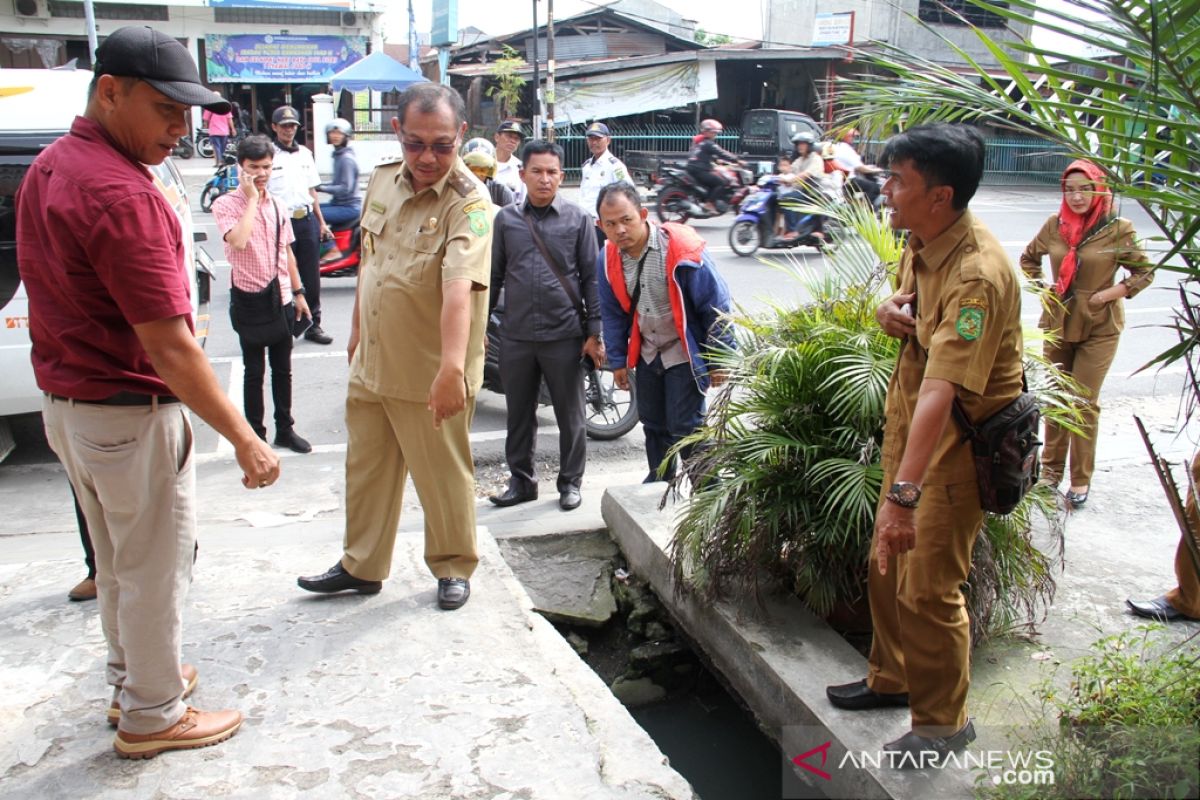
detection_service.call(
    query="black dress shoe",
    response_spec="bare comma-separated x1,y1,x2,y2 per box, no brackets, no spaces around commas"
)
883,720,976,768
1065,488,1089,509
297,562,382,595
274,428,312,454
489,485,537,507
559,488,582,511
437,578,470,610
826,679,910,710
305,325,333,345
1126,595,1195,621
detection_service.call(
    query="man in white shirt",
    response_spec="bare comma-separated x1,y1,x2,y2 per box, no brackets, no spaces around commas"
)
832,128,883,207
493,120,526,206
267,105,333,345
577,121,636,246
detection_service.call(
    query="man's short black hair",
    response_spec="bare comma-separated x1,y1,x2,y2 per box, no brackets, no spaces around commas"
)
237,134,274,164
596,182,641,216
395,83,466,129
880,123,986,210
521,139,564,166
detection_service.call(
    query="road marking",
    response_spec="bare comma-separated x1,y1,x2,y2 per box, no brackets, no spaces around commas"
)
209,350,344,364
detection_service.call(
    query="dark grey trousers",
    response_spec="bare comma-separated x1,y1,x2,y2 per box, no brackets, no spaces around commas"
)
499,336,586,493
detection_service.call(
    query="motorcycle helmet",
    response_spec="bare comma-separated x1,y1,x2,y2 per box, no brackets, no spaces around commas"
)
462,137,497,180
791,131,816,146
325,118,353,142
820,142,837,159
699,118,724,134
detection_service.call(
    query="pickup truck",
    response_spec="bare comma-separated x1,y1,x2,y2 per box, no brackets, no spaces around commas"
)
623,109,824,188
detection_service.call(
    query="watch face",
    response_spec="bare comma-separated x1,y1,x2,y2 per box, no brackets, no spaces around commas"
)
891,482,920,505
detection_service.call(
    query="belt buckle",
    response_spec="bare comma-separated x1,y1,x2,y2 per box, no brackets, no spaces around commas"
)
292,207,308,220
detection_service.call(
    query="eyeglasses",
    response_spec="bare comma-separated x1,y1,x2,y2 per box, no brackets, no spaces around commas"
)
401,139,458,156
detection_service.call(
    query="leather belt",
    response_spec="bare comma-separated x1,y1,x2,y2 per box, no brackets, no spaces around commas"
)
46,391,180,407
291,207,311,219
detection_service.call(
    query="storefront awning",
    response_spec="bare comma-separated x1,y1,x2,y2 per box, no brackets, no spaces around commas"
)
552,60,717,125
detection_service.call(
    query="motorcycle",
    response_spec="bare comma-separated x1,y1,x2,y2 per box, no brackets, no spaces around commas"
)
728,176,844,258
200,155,239,213
172,136,195,159
483,302,639,441
196,129,240,161
319,214,361,278
654,162,754,224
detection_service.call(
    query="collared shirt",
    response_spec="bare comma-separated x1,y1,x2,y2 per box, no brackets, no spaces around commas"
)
268,142,320,212
494,155,525,205
880,210,1024,484
832,142,864,173
621,223,685,367
15,116,192,399
490,193,600,342
578,149,635,219
212,191,296,305
203,110,234,137
352,156,492,401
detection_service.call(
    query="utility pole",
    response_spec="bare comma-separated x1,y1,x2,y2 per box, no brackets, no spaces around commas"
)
545,0,555,141
407,0,419,72
82,0,98,64
531,0,541,137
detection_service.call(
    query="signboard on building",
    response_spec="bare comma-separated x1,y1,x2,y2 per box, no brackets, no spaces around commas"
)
431,0,457,47
811,11,854,47
207,0,354,10
206,34,366,83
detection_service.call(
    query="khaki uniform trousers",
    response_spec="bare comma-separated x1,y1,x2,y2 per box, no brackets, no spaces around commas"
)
1042,332,1120,486
341,380,479,582
1165,453,1200,618
867,476,983,734
42,395,194,735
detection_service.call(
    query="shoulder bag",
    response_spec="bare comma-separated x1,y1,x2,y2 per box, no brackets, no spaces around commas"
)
229,198,291,347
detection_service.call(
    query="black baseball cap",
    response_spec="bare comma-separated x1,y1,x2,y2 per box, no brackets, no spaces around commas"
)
496,120,525,137
272,106,301,126
94,26,230,114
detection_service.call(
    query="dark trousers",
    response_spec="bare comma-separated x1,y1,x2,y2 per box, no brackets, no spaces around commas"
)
291,214,322,326
500,336,586,493
73,486,95,579
241,312,295,438
636,355,705,482
687,166,725,203
849,175,880,206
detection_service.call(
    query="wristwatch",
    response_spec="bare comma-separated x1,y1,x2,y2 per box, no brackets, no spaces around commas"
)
292,287,305,295
886,481,921,508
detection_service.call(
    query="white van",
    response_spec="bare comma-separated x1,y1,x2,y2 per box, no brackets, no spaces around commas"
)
0,67,212,461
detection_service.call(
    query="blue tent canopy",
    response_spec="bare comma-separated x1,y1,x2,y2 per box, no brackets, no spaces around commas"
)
330,51,427,93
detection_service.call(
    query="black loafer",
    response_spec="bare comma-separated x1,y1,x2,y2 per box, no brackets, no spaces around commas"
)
274,428,312,454
305,325,333,345
437,578,470,610
489,486,538,507
826,679,909,710
1126,595,1194,622
883,720,976,769
297,562,382,595
1065,488,1089,509
559,488,582,511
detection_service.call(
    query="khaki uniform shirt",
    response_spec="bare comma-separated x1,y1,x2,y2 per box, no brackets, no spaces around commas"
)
1019,215,1152,342
881,211,1024,485
351,156,493,402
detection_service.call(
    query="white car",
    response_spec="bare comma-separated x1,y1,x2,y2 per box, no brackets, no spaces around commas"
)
0,67,212,460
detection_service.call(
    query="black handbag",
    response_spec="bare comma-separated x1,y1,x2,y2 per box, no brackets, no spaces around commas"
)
228,199,291,347
951,386,1042,515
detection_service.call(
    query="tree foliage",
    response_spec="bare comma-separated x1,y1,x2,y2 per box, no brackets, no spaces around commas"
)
486,45,527,121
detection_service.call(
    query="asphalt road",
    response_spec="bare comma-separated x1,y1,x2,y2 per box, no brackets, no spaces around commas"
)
1,165,1185,471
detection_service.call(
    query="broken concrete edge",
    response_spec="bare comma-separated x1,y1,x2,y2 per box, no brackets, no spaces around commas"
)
601,484,978,800
484,525,698,800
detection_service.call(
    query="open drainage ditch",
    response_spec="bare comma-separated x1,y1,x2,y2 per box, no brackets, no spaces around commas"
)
498,529,793,800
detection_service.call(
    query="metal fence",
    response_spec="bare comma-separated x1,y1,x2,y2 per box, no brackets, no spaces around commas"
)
552,123,742,182
859,135,1073,185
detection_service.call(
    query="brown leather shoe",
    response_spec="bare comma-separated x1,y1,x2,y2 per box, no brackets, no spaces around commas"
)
107,664,200,726
114,706,242,759
68,577,97,602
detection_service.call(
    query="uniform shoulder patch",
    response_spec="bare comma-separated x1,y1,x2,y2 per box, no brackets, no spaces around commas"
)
447,169,478,198
375,155,404,168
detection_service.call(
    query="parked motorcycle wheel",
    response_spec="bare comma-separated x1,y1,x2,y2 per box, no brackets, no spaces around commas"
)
172,138,195,159
655,184,692,224
200,184,224,214
584,367,638,441
728,220,764,257
196,134,213,159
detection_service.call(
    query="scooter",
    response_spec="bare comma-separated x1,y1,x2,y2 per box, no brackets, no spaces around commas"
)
727,176,838,257
483,301,639,441
318,214,361,278
654,162,754,223
200,154,239,213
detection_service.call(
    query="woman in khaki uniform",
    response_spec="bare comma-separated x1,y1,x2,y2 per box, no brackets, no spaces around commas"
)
1020,159,1153,508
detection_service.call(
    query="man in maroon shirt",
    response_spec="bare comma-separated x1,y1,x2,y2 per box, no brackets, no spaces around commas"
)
16,25,280,759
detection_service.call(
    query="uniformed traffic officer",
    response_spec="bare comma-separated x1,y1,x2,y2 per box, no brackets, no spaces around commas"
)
825,124,1024,766
297,83,492,611
493,120,526,206
577,121,636,245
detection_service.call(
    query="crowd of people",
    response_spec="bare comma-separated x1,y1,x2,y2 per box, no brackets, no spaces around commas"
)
15,23,1193,771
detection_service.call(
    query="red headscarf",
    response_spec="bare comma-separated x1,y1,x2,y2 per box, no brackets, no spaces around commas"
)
1055,159,1113,297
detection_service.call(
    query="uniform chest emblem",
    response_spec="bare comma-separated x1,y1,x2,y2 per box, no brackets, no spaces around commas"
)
956,306,985,341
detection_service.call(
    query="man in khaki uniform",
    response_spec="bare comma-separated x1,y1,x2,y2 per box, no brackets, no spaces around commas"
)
1127,454,1200,622
298,83,491,610
825,124,1024,765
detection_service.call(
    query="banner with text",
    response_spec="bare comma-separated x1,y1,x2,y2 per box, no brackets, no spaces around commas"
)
206,34,366,83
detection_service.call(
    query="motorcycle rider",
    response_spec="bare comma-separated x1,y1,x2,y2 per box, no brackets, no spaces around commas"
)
832,127,884,206
685,119,741,214
461,137,515,209
317,118,361,230
778,132,825,240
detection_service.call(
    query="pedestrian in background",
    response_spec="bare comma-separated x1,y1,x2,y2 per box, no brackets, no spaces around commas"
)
488,139,604,512
493,120,526,206
297,83,491,611
596,182,734,483
461,137,515,208
202,103,234,167
1020,159,1153,509
213,134,313,454
16,24,279,759
577,121,635,246
268,105,333,345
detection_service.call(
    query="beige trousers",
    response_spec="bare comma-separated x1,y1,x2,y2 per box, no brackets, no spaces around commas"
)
341,381,479,582
1042,333,1120,487
1165,452,1200,618
867,476,984,734
43,396,194,735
